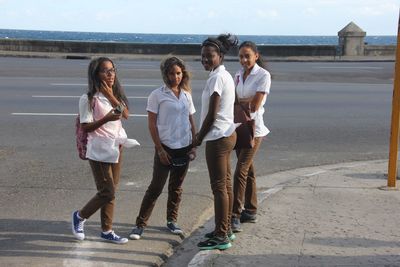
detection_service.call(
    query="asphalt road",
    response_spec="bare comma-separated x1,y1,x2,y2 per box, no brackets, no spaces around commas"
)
0,57,395,266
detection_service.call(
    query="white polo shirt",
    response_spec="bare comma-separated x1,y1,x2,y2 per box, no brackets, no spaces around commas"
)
234,63,271,137
200,65,236,142
147,85,196,149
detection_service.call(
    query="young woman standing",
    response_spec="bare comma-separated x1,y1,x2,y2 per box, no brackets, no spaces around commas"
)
231,41,271,233
129,56,196,240
193,34,238,250
72,57,130,244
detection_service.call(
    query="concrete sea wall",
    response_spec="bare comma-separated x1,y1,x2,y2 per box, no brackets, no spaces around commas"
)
0,39,395,57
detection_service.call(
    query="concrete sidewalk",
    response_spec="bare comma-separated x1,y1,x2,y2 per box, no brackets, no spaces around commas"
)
165,160,400,267
2,160,399,266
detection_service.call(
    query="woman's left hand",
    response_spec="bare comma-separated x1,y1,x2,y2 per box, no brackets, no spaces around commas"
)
100,81,113,98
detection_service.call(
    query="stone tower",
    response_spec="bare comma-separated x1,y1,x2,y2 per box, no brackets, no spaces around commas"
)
338,22,366,56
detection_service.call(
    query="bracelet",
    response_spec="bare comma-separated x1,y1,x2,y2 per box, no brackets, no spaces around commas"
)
157,149,165,156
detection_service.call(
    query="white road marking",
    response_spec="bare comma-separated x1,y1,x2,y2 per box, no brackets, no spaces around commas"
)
302,170,327,177
32,95,148,99
50,83,156,87
312,66,382,69
188,250,219,267
33,95,80,98
342,163,368,168
258,186,284,203
50,83,86,86
126,182,138,186
11,113,147,117
12,113,77,116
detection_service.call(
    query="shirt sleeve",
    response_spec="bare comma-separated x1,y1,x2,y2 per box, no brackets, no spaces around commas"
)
79,94,94,123
207,75,224,96
146,90,159,114
256,70,271,94
186,92,196,115
234,71,241,87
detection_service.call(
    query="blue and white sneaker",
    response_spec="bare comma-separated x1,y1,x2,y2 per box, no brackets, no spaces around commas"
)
166,221,183,235
129,226,144,240
101,231,128,244
231,217,242,233
72,210,86,240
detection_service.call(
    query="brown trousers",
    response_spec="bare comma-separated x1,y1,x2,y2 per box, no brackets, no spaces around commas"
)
232,137,263,217
205,132,237,238
135,145,191,227
80,150,123,232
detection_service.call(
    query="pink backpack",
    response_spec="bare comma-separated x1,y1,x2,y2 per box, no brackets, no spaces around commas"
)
76,96,95,160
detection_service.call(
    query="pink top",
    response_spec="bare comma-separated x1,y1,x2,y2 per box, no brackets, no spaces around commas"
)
79,93,128,163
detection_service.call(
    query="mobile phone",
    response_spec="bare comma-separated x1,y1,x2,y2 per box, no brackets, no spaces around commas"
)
114,104,124,114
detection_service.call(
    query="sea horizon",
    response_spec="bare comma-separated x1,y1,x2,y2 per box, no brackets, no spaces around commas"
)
0,28,396,45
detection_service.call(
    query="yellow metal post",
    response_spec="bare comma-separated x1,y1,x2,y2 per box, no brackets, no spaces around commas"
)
388,11,400,188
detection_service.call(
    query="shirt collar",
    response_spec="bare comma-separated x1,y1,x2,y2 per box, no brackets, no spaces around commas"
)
240,63,261,76
162,85,176,93
209,65,225,77
162,85,183,97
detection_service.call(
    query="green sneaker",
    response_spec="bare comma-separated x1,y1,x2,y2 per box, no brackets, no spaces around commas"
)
197,236,232,250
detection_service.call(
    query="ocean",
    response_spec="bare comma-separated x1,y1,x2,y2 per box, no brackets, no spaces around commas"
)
0,29,396,45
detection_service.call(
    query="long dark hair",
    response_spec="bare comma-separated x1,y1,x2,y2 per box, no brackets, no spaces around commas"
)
160,56,191,93
87,57,128,108
239,41,269,72
201,33,238,60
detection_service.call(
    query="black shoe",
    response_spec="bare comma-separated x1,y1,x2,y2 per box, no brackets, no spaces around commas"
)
197,236,232,250
240,210,257,223
204,230,236,241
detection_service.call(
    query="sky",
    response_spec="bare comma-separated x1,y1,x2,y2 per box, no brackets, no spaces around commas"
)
0,0,398,35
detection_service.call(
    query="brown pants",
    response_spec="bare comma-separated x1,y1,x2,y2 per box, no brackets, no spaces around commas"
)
135,145,191,227
205,132,237,238
80,150,123,232
232,137,262,217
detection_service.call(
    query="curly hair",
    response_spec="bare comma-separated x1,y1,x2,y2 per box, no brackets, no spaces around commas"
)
160,56,191,93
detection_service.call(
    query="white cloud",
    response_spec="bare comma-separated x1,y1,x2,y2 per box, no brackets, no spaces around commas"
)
358,3,398,16
256,9,279,20
95,11,115,21
207,10,217,19
304,7,318,16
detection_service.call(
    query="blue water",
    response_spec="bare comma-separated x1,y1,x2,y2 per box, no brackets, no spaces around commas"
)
0,29,396,45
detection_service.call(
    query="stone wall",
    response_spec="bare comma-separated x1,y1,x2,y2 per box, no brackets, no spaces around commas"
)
0,39,395,57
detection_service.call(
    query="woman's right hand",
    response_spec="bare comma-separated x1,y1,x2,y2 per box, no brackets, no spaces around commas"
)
104,109,121,122
158,148,171,166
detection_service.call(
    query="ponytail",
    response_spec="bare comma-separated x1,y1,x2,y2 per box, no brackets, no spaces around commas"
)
202,33,238,55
